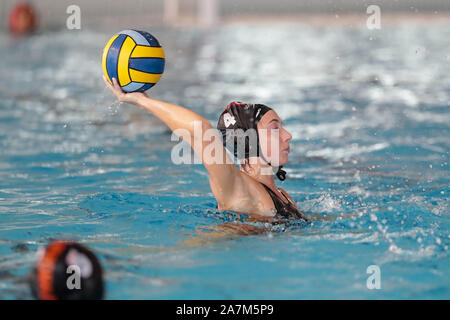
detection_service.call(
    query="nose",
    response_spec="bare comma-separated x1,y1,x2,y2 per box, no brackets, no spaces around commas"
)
282,127,292,142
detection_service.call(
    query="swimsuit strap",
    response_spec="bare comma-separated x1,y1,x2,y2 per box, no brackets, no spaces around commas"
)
260,183,308,221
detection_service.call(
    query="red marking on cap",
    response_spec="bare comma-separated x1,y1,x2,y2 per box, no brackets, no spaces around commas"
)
225,101,246,110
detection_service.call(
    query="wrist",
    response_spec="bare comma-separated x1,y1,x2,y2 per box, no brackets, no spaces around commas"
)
135,95,149,106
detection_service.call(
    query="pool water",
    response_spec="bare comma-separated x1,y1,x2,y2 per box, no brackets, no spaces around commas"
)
0,23,449,299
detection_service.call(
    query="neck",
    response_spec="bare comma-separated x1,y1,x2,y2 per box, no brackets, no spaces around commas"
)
256,171,276,189
241,157,277,188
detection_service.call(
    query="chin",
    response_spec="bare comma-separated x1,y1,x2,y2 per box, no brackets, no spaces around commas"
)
268,153,289,167
279,154,289,166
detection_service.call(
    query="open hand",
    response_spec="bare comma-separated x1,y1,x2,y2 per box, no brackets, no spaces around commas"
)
103,75,148,105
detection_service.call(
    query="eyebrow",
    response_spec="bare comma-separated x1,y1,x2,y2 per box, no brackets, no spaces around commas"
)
268,119,282,125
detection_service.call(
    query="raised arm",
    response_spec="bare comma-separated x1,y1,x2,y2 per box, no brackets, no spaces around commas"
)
103,77,241,207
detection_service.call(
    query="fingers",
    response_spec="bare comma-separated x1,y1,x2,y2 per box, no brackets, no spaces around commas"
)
103,75,122,92
103,75,127,101
103,75,114,91
112,77,122,91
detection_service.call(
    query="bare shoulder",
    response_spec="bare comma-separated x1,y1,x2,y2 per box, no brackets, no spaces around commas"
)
214,171,276,217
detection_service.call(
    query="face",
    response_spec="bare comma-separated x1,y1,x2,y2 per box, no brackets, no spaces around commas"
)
257,110,292,166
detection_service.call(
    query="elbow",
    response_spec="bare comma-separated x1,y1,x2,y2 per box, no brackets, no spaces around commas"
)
189,118,213,136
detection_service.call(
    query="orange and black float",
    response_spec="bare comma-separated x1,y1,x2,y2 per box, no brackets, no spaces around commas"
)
29,240,104,300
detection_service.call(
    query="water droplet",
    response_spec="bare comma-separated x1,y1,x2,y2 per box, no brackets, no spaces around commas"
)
389,244,402,253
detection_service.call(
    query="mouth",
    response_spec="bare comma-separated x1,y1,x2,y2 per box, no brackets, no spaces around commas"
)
282,146,290,153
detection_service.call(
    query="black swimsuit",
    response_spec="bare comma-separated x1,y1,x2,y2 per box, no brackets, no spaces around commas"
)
260,183,309,222
216,184,308,222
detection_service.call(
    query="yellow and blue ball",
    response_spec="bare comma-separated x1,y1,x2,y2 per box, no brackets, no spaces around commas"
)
102,29,165,92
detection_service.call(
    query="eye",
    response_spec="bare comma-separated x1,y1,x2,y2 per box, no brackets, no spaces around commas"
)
267,121,281,130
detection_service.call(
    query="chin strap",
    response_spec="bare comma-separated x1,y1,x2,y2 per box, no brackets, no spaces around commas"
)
263,156,287,181
256,146,287,181
276,166,286,181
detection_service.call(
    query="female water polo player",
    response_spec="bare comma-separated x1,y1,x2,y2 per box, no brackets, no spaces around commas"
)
103,76,308,223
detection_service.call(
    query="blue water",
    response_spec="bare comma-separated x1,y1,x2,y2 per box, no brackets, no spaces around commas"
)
0,23,449,299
